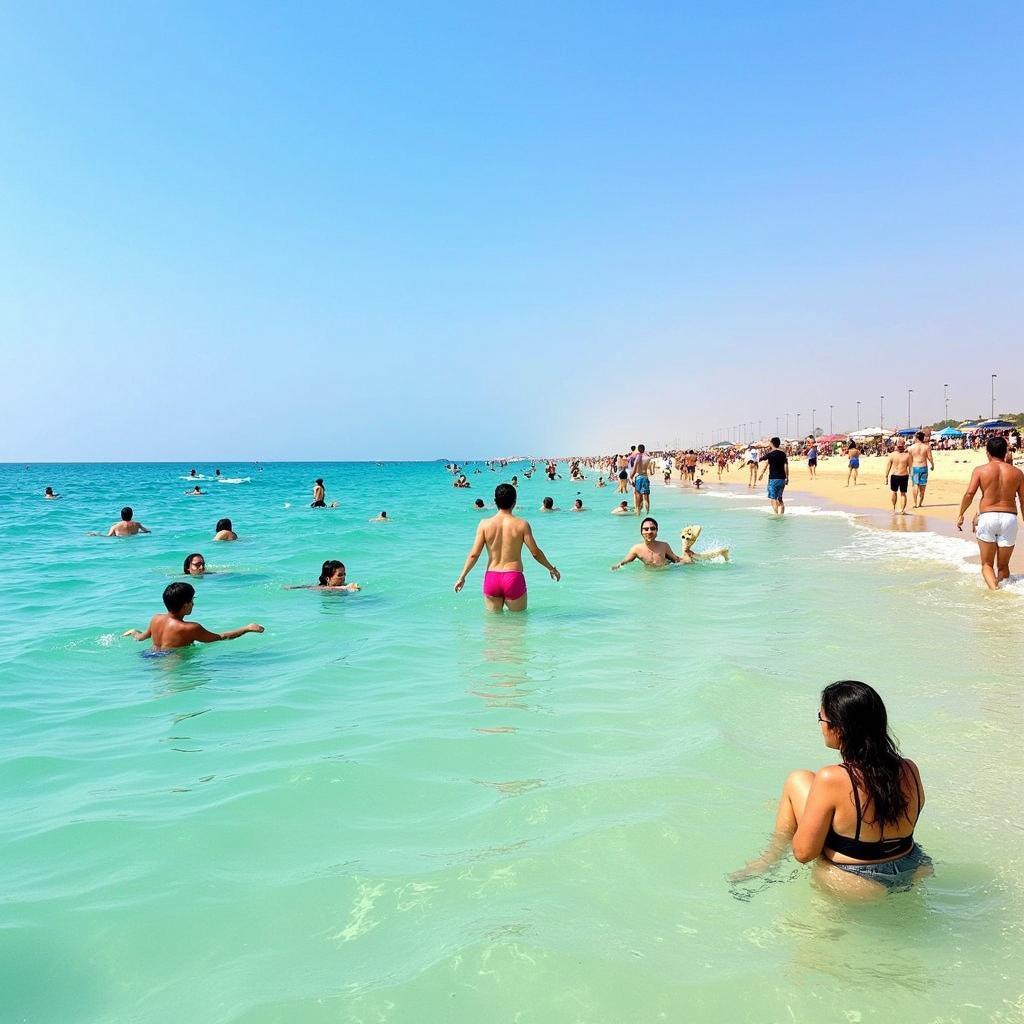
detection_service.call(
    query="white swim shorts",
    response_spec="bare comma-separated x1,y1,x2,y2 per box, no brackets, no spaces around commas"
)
975,511,1019,548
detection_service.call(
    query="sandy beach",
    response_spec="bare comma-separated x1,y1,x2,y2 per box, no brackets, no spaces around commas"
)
705,448,1024,572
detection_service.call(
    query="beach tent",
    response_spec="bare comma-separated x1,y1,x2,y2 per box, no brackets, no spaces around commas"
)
849,427,890,439
895,428,918,437
979,419,1014,429
937,426,964,438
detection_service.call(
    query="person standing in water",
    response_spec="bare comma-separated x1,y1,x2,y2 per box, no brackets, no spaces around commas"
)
629,443,653,514
909,431,935,508
123,582,263,649
213,518,237,541
758,438,788,516
311,479,326,507
846,442,861,486
454,483,560,612
107,507,150,536
957,436,1024,590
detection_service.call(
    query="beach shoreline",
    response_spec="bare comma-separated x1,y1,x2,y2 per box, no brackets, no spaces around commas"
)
692,448,1023,573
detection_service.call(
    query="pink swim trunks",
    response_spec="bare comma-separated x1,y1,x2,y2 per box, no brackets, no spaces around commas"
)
482,570,527,601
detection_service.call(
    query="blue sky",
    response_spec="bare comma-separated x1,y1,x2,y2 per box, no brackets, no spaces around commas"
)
2,2,1020,459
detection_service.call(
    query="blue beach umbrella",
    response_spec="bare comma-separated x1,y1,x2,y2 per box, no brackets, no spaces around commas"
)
937,426,964,438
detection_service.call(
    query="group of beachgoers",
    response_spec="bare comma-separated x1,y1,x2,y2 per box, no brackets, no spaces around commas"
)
44,442,1022,900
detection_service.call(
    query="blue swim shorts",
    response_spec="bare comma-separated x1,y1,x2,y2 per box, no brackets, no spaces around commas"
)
767,478,786,500
633,475,650,495
911,466,928,486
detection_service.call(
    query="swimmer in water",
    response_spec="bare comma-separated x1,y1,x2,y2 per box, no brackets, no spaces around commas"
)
182,553,210,576
311,478,327,507
572,498,586,512
540,496,558,512
185,485,204,495
44,486,60,500
611,500,631,515
454,483,560,612
611,517,689,569
287,559,361,591
370,511,389,522
123,582,263,649
596,476,606,488
107,506,150,537
213,518,238,541
474,498,486,510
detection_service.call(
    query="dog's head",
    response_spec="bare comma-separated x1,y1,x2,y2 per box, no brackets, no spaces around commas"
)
680,524,702,550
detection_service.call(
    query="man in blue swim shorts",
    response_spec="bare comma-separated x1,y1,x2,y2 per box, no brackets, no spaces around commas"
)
758,437,789,516
909,431,935,508
630,443,653,514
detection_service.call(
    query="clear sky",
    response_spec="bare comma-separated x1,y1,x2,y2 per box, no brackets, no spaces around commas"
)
2,3,1020,460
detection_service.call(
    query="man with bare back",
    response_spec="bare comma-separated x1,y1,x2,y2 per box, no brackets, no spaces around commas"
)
909,431,935,508
957,436,1024,590
124,582,264,648
454,483,560,611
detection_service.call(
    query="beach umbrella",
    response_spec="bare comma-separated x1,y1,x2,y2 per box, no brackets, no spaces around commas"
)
850,427,890,438
937,426,964,438
979,419,1014,429
710,440,734,449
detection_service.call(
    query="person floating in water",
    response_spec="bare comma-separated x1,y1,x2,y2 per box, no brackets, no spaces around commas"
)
369,511,389,522
44,486,60,500
454,483,560,612
474,498,486,510
123,582,263,649
540,496,558,512
611,517,688,569
611,500,631,515
571,498,586,512
213,518,237,541
185,485,204,495
107,507,150,537
182,553,209,576
287,560,361,591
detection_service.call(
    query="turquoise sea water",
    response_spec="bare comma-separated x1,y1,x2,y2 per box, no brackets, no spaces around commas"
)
2,462,1022,1024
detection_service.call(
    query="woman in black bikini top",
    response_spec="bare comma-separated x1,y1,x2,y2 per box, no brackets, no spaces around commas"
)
731,680,933,895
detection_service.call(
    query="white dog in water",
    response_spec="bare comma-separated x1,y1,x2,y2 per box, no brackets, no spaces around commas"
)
680,524,730,562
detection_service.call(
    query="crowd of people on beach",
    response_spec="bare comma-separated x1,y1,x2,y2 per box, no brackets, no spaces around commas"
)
37,430,1024,901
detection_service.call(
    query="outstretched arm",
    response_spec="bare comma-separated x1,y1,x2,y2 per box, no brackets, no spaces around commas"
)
123,626,152,641
523,523,560,580
957,468,982,529
612,548,638,570
454,523,486,592
187,622,264,643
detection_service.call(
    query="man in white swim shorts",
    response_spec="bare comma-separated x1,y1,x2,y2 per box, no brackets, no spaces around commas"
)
957,436,1024,590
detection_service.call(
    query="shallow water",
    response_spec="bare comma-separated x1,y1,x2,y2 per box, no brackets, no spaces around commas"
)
2,462,1022,1023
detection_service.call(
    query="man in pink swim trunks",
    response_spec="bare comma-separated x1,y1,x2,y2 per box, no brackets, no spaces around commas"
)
454,483,561,611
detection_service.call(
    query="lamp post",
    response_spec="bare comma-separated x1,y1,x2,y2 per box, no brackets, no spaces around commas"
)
856,401,861,430
880,395,885,430
785,413,790,437
829,405,833,435
991,374,997,419
812,407,816,436
796,412,801,437
907,388,913,428
944,383,949,424
758,419,762,438
776,416,780,435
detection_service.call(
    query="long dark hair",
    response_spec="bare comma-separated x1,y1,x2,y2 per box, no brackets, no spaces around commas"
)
319,559,344,585
821,680,910,826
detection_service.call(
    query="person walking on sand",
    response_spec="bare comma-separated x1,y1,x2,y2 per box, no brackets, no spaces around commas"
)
884,439,913,515
806,438,818,480
846,443,861,487
454,483,560,612
956,436,1024,590
758,437,789,516
909,432,935,508
123,582,263,649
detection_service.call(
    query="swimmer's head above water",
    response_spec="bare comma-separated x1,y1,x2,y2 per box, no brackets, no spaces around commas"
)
542,496,554,510
474,498,485,509
163,581,195,614
121,506,133,522
640,517,658,538
216,518,232,533
183,553,206,576
494,483,517,511
318,560,350,587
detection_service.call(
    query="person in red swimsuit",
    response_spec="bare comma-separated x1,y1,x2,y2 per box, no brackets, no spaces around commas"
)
454,483,560,612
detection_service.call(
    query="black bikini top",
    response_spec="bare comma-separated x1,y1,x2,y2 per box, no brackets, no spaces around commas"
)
825,762,922,861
